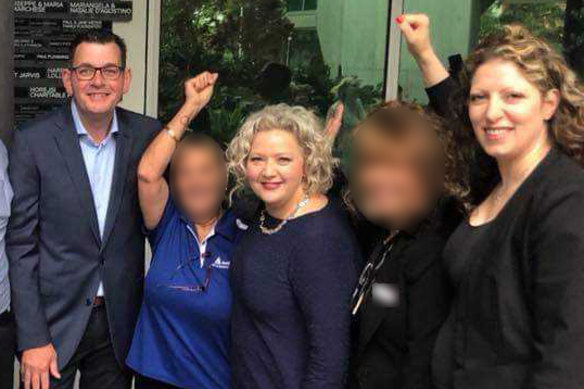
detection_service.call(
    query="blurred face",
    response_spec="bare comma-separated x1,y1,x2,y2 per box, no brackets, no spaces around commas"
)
468,59,559,162
172,146,227,221
245,129,306,214
350,126,436,229
62,42,131,117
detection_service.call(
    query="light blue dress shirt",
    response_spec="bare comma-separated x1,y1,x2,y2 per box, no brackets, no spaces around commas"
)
71,102,118,296
0,140,13,314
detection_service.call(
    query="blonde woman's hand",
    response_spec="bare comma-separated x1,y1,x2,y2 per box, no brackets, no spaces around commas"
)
324,102,344,141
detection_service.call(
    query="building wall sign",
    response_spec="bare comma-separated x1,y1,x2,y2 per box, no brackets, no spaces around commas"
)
14,1,133,125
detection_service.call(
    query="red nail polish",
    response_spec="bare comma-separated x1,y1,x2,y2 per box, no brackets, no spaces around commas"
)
396,15,405,24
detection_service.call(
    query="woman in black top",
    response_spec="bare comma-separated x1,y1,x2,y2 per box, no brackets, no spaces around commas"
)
399,14,584,389
346,101,467,389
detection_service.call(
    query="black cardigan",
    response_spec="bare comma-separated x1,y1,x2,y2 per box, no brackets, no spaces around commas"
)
350,201,460,389
439,148,584,389
428,78,584,389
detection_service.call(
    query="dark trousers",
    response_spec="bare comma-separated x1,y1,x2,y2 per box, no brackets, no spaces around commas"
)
0,310,15,389
135,375,182,389
47,305,132,389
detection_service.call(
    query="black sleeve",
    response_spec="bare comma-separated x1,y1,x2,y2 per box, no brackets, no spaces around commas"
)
425,77,458,118
524,181,584,389
6,129,51,351
401,239,451,389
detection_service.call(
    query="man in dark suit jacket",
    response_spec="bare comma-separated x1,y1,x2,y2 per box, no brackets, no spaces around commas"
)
7,31,160,389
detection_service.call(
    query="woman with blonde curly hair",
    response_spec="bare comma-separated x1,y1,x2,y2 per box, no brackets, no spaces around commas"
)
399,14,584,389
226,104,359,388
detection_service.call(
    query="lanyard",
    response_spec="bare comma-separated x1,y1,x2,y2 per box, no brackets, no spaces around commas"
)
351,230,399,316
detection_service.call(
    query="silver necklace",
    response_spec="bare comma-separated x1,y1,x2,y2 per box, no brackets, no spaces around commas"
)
259,194,310,235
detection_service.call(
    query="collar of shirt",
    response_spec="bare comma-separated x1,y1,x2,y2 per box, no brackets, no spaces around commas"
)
71,101,119,145
179,209,238,244
186,223,216,268
179,209,238,268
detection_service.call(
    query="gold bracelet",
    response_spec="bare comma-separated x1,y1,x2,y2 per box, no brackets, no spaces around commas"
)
164,127,181,143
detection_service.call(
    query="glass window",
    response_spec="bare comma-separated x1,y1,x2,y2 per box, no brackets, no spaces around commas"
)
159,0,391,158
287,0,304,11
287,29,322,70
398,0,584,103
305,0,318,11
287,0,318,12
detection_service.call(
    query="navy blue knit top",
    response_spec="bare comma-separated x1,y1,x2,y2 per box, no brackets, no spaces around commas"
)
230,199,359,389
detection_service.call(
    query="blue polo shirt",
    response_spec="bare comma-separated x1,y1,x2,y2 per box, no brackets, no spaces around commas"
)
127,198,242,389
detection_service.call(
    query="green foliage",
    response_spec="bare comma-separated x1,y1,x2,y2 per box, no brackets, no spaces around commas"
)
208,103,246,146
158,0,294,124
478,0,584,78
479,1,566,54
159,0,382,147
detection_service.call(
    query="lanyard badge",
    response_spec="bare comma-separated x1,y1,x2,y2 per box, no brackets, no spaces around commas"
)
351,231,399,316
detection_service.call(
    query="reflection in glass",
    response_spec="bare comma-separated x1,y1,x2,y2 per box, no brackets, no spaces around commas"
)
158,0,390,161
398,0,583,102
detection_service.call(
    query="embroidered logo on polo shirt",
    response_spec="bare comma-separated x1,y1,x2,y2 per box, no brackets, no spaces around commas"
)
211,257,231,269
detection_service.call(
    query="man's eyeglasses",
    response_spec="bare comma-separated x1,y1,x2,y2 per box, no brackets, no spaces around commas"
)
71,65,125,81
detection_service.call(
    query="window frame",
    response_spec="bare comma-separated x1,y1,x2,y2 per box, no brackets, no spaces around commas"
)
287,0,318,12
384,0,404,101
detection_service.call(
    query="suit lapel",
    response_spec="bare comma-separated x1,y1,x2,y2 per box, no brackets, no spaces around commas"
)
53,105,101,246
100,110,134,251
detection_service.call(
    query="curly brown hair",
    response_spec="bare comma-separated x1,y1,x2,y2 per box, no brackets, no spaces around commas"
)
345,100,471,213
451,24,584,205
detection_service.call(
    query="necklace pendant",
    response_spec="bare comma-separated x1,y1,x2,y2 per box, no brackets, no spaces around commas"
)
258,194,310,235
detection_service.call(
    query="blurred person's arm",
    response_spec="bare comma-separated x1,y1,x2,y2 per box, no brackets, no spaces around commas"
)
323,103,349,199
137,72,218,230
324,103,344,140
